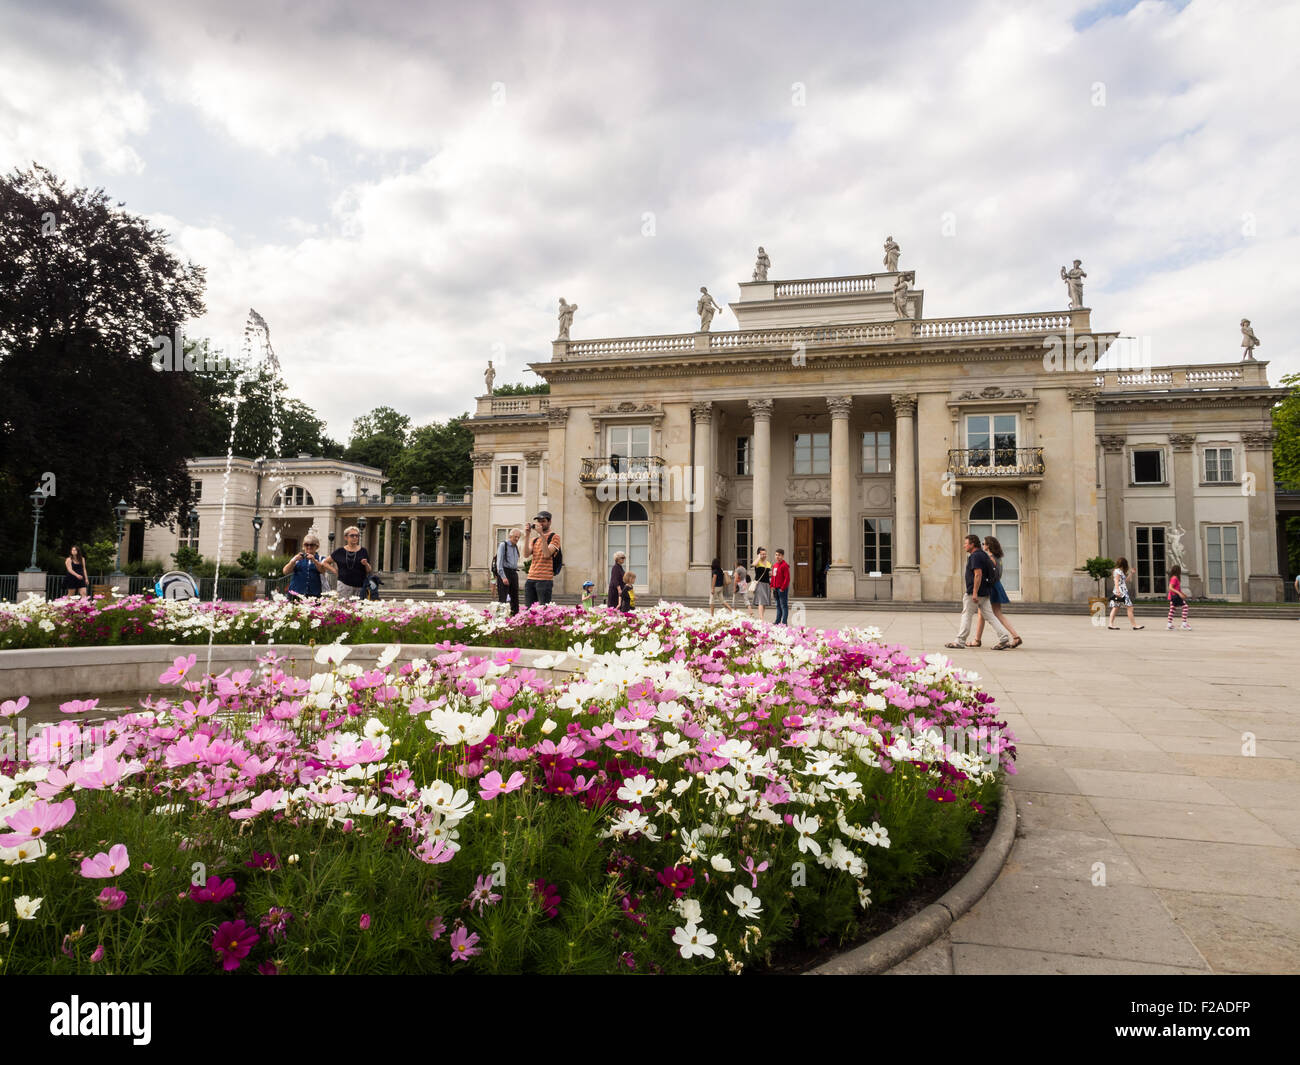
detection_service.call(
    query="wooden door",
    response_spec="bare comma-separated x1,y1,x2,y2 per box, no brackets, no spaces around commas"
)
794,518,813,597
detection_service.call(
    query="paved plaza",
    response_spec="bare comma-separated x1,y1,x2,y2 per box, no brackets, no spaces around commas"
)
795,606,1299,975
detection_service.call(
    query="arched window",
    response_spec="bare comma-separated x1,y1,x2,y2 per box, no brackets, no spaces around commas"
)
969,496,1021,594
607,501,649,589
272,485,314,508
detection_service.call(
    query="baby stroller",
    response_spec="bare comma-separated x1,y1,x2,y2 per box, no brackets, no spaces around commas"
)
362,575,382,601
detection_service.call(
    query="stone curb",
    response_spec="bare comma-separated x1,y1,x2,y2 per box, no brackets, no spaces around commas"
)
804,784,1017,975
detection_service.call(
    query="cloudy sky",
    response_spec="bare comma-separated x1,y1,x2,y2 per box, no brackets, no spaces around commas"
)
3,0,1297,440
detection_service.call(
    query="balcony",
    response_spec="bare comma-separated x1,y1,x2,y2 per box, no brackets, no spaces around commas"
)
578,455,667,487
948,447,1045,484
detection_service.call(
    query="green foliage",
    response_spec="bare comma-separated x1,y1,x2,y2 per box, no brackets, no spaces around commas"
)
187,359,341,460
82,539,118,573
491,381,550,395
1272,371,1300,486
172,545,203,572
1083,556,1115,592
385,415,474,493
0,164,207,571
344,406,411,479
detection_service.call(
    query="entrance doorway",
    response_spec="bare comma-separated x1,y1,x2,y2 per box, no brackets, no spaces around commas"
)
793,516,832,597
969,496,1020,596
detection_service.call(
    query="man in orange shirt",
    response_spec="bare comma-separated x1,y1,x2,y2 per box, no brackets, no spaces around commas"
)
522,510,561,609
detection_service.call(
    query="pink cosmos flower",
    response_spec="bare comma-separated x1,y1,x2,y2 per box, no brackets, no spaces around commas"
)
427,916,446,941
359,913,371,931
212,919,259,971
190,876,238,903
59,698,99,714
0,797,76,846
257,960,279,975
159,653,198,685
476,769,526,801
97,886,127,911
89,945,105,964
80,843,130,879
449,923,480,962
533,879,561,919
466,875,501,914
230,788,286,820
927,787,957,804
0,696,29,717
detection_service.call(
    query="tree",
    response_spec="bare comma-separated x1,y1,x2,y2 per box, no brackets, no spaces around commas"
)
491,381,549,395
344,406,411,479
386,415,474,492
1272,371,1300,485
0,165,207,571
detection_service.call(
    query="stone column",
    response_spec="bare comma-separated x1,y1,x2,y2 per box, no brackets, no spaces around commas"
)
690,402,714,580
437,517,450,573
891,393,920,601
383,517,394,571
470,452,493,589
410,517,422,572
1069,388,1101,600
1169,433,1199,596
749,399,773,554
827,396,855,599
546,407,569,595
1244,430,1283,601
1100,435,1126,562
462,517,472,573
523,450,543,529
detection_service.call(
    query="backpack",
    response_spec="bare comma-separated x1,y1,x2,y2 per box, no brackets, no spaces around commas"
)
546,532,563,577
490,555,499,579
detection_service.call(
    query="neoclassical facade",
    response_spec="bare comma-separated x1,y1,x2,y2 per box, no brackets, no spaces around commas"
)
468,261,1284,603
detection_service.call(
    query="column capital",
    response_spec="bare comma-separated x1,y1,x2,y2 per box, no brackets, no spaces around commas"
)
1168,433,1196,453
1099,434,1126,453
1242,429,1276,450
890,392,917,418
523,450,544,465
1067,388,1100,411
691,401,714,424
545,405,570,427
826,396,853,419
748,398,774,421
470,450,494,469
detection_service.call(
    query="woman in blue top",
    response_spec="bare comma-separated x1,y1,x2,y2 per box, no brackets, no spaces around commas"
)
282,535,331,598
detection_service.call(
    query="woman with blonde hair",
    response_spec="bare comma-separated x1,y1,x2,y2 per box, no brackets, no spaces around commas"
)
329,525,371,598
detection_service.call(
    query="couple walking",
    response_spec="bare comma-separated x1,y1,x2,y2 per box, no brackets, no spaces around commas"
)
946,533,1023,650
711,547,791,623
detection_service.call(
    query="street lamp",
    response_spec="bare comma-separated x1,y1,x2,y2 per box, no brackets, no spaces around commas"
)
431,521,441,572
24,488,46,572
463,528,472,573
111,498,129,577
252,514,264,558
398,520,408,572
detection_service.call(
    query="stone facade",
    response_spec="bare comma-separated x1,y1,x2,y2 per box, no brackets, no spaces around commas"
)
467,263,1285,603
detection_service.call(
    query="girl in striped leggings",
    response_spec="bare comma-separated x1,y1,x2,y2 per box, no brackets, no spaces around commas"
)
1167,565,1191,630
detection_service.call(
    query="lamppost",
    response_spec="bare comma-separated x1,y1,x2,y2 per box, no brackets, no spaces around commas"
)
431,521,441,573
398,520,408,572
464,528,472,575
187,508,199,579
252,514,264,558
24,488,46,572
111,499,129,577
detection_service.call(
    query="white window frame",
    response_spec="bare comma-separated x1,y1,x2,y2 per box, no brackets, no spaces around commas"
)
862,431,892,474
862,517,893,574
793,431,830,475
496,464,520,496
736,436,752,476
735,518,752,570
1204,524,1241,598
1203,447,1235,484
964,413,1019,467
1133,525,1167,595
607,424,651,458
180,516,200,551
1130,448,1166,485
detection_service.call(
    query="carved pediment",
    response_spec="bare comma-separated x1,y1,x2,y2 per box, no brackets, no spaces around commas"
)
956,386,1029,401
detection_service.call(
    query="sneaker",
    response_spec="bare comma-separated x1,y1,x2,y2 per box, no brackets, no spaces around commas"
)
1167,622,1174,629
1181,623,1192,630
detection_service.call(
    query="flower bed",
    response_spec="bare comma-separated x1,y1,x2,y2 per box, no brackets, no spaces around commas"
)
0,605,1015,974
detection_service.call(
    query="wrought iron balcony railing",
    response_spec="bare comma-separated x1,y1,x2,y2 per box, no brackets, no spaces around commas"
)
948,447,1045,478
579,455,666,485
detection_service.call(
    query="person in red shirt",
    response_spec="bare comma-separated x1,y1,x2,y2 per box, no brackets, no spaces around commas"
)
772,548,792,625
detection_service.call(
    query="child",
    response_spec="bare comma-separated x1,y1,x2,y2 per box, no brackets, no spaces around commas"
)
1167,565,1191,630
620,571,636,613
580,580,595,609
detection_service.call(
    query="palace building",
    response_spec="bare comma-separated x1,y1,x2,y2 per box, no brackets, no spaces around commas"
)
467,254,1286,603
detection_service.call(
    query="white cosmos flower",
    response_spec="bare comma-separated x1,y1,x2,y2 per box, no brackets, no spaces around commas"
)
1,839,48,865
314,643,352,666
376,645,401,669
710,854,735,874
864,822,891,848
791,813,822,856
363,718,389,739
419,781,474,823
0,921,8,937
14,895,42,920
672,922,717,960
725,885,763,919
830,840,865,878
616,774,656,803
675,898,702,923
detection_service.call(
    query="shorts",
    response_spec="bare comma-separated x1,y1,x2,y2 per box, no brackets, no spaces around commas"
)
1169,595,1185,608
709,586,727,605
336,582,362,598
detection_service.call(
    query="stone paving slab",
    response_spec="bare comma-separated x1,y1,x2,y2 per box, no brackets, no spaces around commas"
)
797,609,1300,976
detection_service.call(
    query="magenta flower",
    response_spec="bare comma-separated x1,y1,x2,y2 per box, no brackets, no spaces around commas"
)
427,916,446,941
89,945,105,964
96,886,127,911
656,864,695,899
259,906,293,943
212,919,259,971
80,843,130,879
927,787,957,804
190,875,238,903
359,913,371,931
244,851,279,871
476,769,527,800
466,875,501,914
533,879,561,919
0,797,76,846
257,959,279,975
449,923,480,962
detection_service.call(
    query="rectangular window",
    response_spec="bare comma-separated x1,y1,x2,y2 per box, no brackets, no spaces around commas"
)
862,431,892,474
180,517,200,551
1204,447,1235,483
965,414,1018,467
1135,526,1167,594
735,518,751,570
736,436,751,476
793,432,830,475
1132,449,1165,484
191,479,202,502
863,518,893,574
496,465,520,495
1205,526,1240,596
